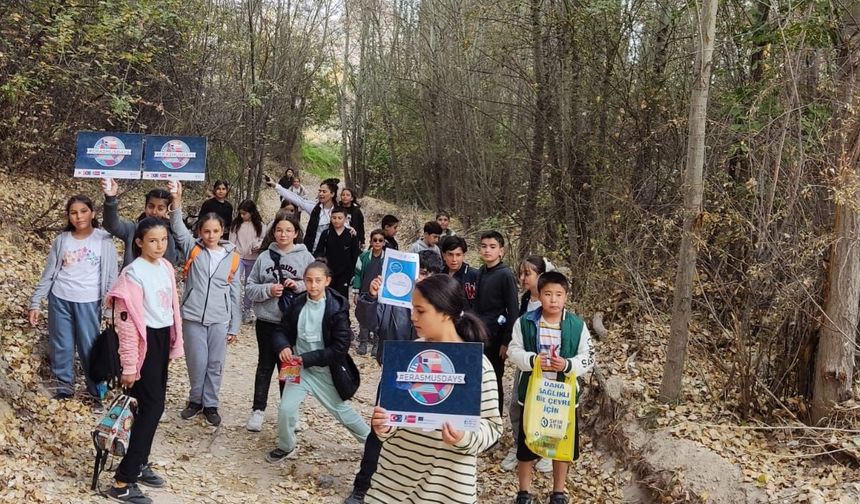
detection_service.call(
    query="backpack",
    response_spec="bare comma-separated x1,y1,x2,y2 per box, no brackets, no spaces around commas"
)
87,302,122,390
91,393,138,490
182,244,240,282
269,249,297,314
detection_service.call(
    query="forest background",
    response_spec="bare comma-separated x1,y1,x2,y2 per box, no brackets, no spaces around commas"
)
4,0,860,501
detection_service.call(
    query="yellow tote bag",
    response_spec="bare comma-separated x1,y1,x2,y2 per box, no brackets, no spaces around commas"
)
522,358,577,461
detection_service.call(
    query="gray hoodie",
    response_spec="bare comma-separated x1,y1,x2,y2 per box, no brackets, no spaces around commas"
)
29,228,118,310
246,242,315,323
170,208,242,335
407,238,440,256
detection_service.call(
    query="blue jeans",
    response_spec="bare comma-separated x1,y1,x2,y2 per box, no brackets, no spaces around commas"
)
47,293,100,397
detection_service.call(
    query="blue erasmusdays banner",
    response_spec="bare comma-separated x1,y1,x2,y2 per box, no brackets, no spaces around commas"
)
379,249,419,309
74,131,144,179
142,135,207,181
379,340,484,431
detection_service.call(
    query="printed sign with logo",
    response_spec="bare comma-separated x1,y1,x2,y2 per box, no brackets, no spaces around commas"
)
378,249,419,309
379,340,484,431
142,135,207,181
74,131,144,179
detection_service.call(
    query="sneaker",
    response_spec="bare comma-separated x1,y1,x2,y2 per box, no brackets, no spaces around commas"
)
53,391,73,400
356,340,368,356
246,409,265,432
180,402,202,420
500,447,518,471
203,407,221,426
343,489,367,504
535,457,553,473
548,492,569,504
370,341,378,358
266,447,297,463
515,491,535,504
137,464,165,488
106,483,152,504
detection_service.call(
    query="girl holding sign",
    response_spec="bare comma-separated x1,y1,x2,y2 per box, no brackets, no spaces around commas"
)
366,275,502,504
168,181,241,427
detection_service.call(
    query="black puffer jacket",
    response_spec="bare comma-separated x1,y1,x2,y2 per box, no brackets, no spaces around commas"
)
272,288,358,399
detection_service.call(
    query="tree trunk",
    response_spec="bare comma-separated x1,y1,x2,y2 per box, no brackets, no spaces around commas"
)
811,2,860,423
519,0,547,260
659,0,718,403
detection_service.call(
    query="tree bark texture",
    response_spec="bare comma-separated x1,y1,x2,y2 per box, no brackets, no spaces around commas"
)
811,1,860,423
659,0,719,403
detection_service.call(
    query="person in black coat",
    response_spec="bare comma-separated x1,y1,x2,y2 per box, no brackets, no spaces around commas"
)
313,207,360,299
199,180,233,239
265,262,369,463
339,187,366,249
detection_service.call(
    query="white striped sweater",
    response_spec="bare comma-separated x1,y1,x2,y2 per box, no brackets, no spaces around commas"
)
366,355,502,504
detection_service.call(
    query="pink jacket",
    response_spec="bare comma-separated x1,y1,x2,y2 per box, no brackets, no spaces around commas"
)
105,258,184,380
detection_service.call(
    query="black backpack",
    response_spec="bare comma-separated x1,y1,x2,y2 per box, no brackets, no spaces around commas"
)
87,302,122,389
270,249,297,314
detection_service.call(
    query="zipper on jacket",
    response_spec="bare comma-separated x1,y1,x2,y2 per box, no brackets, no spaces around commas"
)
199,247,232,325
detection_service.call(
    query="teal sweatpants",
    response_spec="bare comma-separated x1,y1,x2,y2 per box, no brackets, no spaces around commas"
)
277,368,369,452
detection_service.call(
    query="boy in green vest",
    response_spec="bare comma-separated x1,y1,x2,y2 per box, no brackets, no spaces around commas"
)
506,271,595,504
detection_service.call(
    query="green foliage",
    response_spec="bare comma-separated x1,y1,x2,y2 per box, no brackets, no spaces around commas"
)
299,141,342,180
0,0,195,170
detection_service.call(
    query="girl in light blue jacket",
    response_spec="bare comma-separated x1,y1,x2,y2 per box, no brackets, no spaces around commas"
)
168,182,241,427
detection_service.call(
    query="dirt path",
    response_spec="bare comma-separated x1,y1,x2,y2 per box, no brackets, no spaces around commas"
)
33,185,642,504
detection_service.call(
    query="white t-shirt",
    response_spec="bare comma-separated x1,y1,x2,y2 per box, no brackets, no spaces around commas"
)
128,257,174,329
52,233,102,303
526,298,541,313
207,247,228,276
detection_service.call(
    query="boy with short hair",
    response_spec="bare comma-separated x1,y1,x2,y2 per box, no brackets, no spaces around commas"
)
102,177,180,267
474,230,520,414
507,271,594,504
407,221,443,256
314,207,360,299
352,229,387,356
380,214,400,250
436,211,455,238
441,236,478,308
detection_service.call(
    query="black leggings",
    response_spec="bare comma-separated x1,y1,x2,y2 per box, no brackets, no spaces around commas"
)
252,320,286,411
115,326,169,484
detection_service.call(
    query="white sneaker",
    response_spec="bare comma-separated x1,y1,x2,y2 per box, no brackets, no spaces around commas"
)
535,457,553,473
246,409,265,432
500,447,518,471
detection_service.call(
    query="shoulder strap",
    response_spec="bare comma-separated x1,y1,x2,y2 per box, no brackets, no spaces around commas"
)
269,249,284,283
182,244,203,280
227,253,240,283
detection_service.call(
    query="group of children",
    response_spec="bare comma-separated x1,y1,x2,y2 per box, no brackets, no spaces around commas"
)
27,168,594,504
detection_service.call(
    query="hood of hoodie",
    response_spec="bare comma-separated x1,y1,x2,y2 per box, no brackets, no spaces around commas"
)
195,238,238,254
268,242,310,257
250,242,316,323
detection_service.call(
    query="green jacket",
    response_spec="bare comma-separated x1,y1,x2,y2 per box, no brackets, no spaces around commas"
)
516,309,584,404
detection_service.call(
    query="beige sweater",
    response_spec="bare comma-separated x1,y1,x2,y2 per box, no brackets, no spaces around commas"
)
229,221,264,260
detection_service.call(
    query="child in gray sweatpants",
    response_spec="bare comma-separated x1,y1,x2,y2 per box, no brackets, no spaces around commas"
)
169,182,241,427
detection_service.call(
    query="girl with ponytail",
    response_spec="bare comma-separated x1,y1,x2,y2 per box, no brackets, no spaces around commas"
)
365,275,502,504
